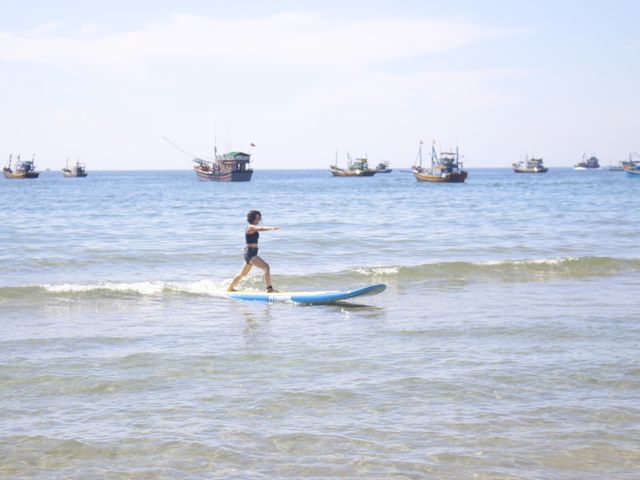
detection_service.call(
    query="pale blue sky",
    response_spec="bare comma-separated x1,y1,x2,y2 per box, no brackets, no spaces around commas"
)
1,0,638,169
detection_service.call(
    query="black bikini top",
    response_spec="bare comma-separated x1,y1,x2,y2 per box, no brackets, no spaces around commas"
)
245,229,259,244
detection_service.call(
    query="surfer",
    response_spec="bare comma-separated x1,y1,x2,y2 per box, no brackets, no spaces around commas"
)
227,210,279,292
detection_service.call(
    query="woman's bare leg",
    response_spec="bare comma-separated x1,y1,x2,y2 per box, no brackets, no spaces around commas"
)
249,256,273,290
227,263,252,291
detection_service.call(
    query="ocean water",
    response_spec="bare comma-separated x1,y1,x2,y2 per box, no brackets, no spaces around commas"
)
1,168,639,479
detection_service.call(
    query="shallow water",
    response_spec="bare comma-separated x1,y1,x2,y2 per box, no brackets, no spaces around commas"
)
1,168,639,478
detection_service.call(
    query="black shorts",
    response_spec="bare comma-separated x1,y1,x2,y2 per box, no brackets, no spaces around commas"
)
244,247,258,264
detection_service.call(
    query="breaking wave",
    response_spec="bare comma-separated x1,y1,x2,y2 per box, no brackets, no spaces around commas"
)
1,256,639,301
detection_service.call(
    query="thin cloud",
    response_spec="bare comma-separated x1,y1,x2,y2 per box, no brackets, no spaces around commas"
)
295,68,531,111
77,23,108,35
24,21,63,36
0,13,515,68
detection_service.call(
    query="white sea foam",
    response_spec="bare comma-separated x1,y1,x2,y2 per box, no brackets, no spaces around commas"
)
477,257,578,267
43,281,166,295
42,280,230,297
165,279,228,296
353,266,400,276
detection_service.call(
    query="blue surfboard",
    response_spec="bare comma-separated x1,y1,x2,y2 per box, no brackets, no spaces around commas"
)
226,283,386,304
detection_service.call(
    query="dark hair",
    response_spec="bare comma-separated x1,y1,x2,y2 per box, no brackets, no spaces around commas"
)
247,210,261,224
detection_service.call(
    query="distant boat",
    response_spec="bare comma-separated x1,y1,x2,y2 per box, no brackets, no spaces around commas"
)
375,161,392,173
607,162,624,171
623,163,640,176
613,152,640,171
3,154,39,179
163,136,254,182
513,156,548,173
574,155,600,170
330,153,377,177
193,150,253,182
62,158,88,177
412,142,468,183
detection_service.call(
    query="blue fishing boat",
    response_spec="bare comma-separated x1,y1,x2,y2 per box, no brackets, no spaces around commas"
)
624,165,640,176
618,152,640,173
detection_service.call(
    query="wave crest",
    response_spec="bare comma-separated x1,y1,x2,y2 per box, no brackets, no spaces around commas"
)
1,256,638,301
351,256,640,283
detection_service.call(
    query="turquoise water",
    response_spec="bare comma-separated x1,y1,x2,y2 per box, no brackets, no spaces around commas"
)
1,169,639,478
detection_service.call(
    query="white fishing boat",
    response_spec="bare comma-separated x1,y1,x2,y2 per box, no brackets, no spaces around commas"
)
330,153,377,177
62,158,88,177
513,156,548,173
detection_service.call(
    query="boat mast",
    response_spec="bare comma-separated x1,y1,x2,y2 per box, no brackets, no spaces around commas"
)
431,142,437,167
214,127,218,159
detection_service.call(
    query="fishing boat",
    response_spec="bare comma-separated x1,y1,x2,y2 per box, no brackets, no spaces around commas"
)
163,136,254,182
512,156,548,173
412,142,468,183
375,161,393,173
607,162,624,171
623,163,640,176
193,150,253,182
62,158,88,177
615,152,640,172
574,155,600,170
330,154,377,177
3,154,39,179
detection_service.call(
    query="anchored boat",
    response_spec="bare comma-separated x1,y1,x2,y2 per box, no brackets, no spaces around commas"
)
574,155,600,170
330,153,377,177
624,162,640,176
375,161,392,173
412,142,468,183
193,150,253,182
62,158,88,177
607,162,625,171
616,152,640,172
513,156,548,173
3,154,39,179
164,137,254,182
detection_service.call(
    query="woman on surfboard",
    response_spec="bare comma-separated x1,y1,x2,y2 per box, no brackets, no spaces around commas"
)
227,210,279,292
